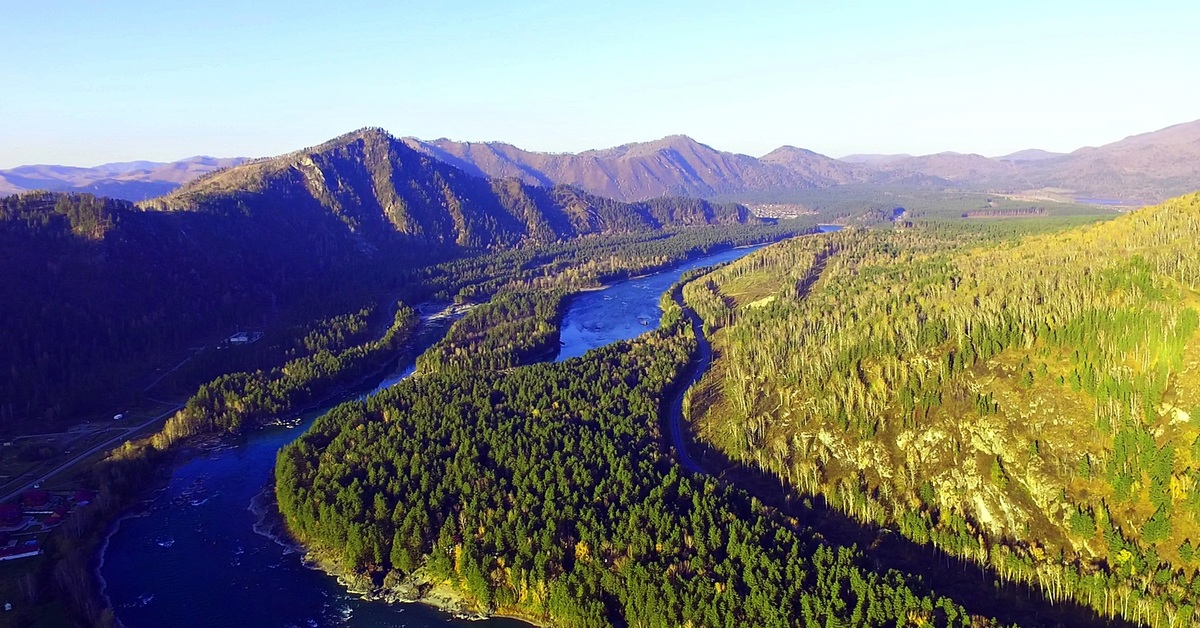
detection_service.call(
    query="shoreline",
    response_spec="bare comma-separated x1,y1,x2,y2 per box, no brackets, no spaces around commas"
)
266,241,785,628
89,301,461,624
286,525,547,627
89,239,793,626
92,432,241,613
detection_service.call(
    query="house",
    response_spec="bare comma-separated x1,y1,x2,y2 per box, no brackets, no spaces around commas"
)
21,491,49,510
227,330,263,344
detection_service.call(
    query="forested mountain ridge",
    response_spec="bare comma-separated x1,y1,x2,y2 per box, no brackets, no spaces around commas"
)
7,118,1198,207
0,190,404,429
683,192,1200,625
0,129,763,433
148,128,758,247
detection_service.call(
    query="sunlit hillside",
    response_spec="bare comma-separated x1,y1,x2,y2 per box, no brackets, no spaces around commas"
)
684,193,1200,626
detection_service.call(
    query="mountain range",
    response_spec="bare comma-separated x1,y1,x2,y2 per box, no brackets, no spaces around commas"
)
145,128,757,247
0,156,247,201
4,118,1199,208
403,119,1200,204
1,127,762,426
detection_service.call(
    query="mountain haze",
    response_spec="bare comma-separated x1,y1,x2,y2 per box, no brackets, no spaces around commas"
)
996,148,1064,162
838,153,914,165
6,118,1199,207
403,134,870,202
1026,119,1200,201
866,151,1022,186
866,119,1200,202
0,156,246,201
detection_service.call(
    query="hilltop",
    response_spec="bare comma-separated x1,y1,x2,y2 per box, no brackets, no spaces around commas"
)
150,128,758,248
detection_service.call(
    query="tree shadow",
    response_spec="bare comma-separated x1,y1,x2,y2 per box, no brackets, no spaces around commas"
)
682,440,1137,628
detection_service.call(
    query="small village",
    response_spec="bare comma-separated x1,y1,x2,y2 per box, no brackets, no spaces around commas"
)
0,488,94,562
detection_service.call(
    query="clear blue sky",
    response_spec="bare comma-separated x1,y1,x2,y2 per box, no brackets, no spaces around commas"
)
2,0,1198,168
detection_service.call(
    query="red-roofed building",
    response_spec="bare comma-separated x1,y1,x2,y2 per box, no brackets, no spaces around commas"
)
73,490,94,505
21,490,49,509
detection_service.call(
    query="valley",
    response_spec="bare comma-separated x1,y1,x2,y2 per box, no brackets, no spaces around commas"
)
0,123,1192,628
8,3,1200,626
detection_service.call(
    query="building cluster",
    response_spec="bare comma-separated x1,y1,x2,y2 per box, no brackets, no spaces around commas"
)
0,489,93,561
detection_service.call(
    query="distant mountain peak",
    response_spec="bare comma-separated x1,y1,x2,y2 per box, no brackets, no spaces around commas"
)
579,134,714,160
401,134,864,201
145,127,760,248
761,145,823,159
996,149,1064,162
0,155,248,201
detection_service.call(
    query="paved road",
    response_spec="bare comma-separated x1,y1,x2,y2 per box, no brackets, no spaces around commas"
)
667,293,711,475
0,404,181,504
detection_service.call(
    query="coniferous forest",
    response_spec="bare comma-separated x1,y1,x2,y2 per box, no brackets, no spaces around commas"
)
681,193,1200,626
9,124,1200,628
276,295,978,626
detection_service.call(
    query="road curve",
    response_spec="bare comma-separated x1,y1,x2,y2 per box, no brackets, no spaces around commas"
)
667,291,711,475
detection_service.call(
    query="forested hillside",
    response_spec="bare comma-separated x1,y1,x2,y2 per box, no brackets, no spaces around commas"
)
683,193,1200,626
276,295,982,626
150,128,758,247
0,190,410,430
0,128,763,434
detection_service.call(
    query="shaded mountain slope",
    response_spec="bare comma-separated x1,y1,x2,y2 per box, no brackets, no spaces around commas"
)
1,128,761,431
152,129,758,248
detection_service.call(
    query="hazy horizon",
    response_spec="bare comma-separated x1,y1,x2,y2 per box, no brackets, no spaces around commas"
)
3,0,1198,169
1,116,1194,172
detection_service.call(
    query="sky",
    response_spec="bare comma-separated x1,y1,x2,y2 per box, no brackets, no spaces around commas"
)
2,0,1199,168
